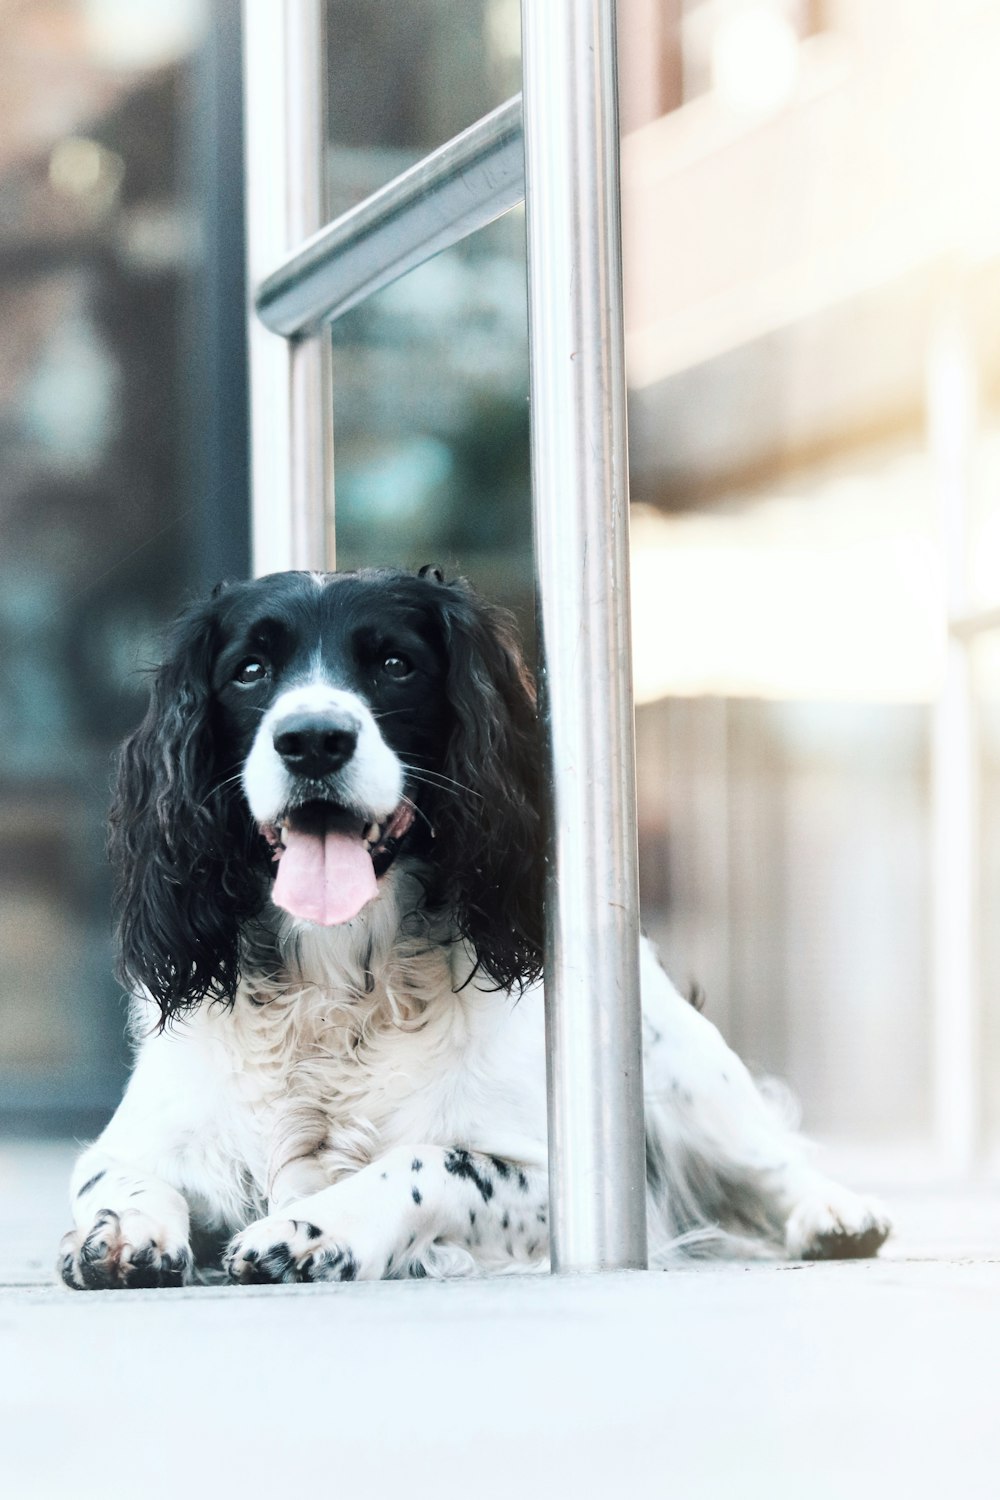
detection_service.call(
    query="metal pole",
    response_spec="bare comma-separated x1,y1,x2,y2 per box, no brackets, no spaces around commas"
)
521,0,648,1271
242,0,334,574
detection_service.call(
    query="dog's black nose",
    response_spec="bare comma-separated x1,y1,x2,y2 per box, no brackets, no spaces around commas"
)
273,711,359,779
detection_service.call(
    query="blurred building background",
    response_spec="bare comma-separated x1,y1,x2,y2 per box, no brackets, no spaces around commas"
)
1,0,998,1178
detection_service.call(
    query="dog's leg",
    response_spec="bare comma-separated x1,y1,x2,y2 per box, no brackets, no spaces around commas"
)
224,1145,549,1283
58,1147,194,1290
56,1018,239,1289
641,946,891,1259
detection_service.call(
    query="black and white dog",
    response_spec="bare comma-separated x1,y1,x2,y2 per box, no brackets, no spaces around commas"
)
59,567,889,1288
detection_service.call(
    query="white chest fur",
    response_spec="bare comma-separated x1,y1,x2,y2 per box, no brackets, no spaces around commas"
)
107,893,548,1233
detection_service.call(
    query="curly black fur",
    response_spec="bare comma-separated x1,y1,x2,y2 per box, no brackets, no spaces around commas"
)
421,577,545,993
109,592,271,1021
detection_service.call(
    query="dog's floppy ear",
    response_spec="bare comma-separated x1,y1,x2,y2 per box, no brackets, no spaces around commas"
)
109,593,263,1024
430,580,545,991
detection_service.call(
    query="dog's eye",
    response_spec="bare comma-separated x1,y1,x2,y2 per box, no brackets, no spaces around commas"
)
381,655,412,680
234,658,268,686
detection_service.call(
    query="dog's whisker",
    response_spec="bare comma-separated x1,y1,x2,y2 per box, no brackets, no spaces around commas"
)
404,770,478,802
210,771,247,797
178,770,249,820
399,794,434,834
217,770,246,787
401,765,483,799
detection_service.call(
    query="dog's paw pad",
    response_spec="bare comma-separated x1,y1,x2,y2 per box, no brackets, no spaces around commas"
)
59,1210,193,1290
785,1191,891,1261
224,1218,360,1285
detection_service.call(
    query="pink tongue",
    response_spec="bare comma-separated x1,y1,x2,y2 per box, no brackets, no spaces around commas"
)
272,827,378,926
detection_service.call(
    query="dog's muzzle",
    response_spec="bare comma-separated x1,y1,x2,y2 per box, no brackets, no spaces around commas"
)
260,799,415,927
247,690,411,927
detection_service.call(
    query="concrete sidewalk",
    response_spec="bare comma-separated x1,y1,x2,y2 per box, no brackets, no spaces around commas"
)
3,1141,999,1500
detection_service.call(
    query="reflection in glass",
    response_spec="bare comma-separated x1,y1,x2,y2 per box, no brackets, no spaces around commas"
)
330,215,532,623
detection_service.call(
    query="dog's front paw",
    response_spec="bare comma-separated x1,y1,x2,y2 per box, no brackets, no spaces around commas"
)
59,1209,193,1290
785,1187,891,1261
224,1217,362,1285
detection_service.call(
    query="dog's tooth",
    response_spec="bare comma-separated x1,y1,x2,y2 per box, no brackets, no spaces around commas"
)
278,826,287,846
364,822,380,845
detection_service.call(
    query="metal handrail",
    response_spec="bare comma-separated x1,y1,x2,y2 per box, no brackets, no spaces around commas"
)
255,94,525,338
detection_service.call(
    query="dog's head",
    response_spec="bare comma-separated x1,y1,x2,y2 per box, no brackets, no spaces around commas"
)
111,567,544,1022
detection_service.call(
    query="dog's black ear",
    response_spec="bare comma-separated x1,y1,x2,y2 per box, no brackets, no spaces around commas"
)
430,582,545,991
109,593,263,1024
